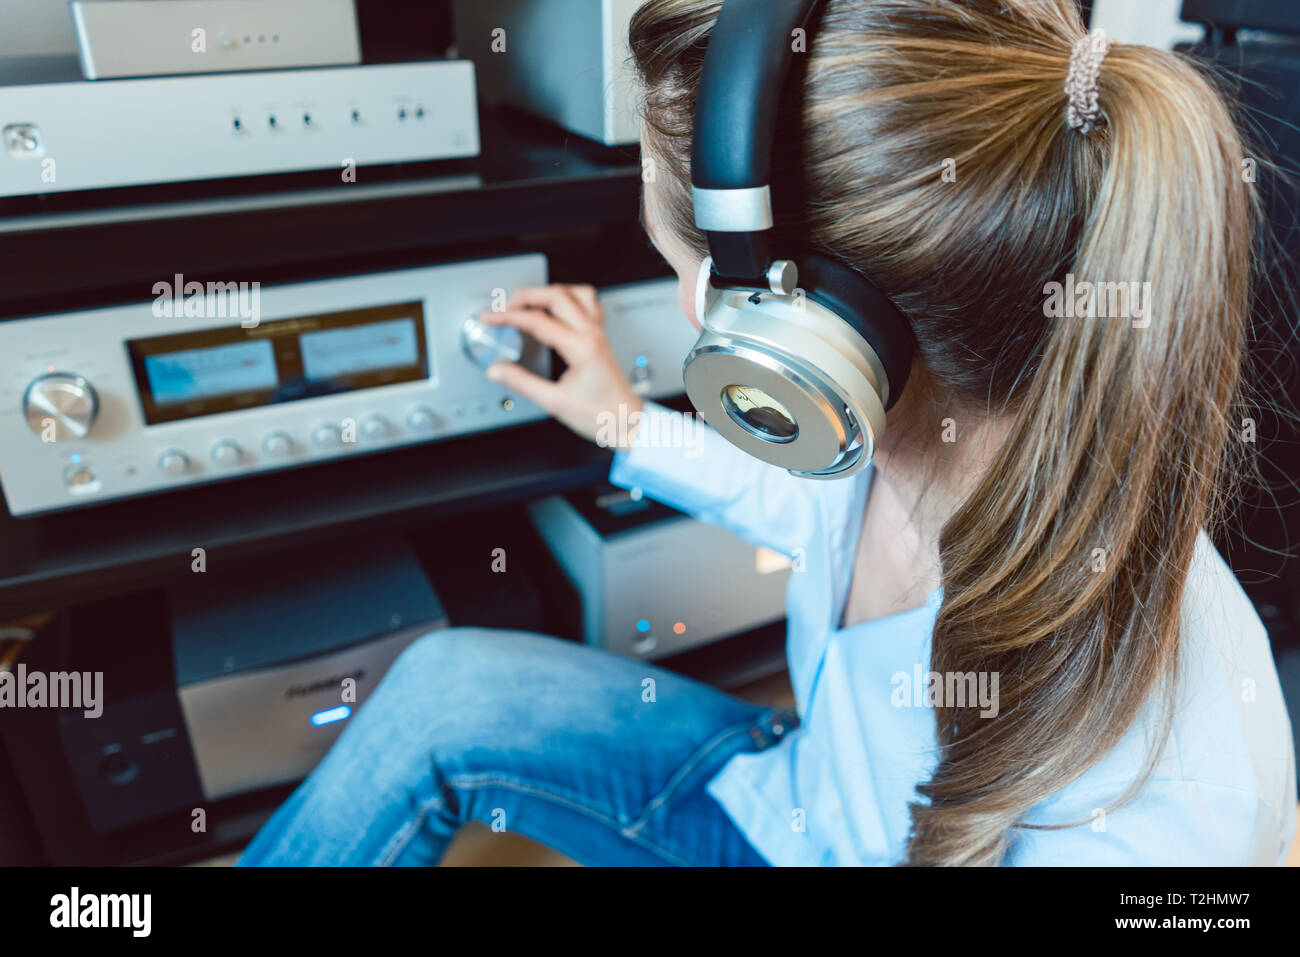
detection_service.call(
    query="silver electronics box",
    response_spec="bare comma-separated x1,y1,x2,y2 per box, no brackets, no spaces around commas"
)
0,254,550,516
528,488,791,659
598,277,699,401
72,0,363,79
453,0,640,145
170,534,446,802
0,59,478,197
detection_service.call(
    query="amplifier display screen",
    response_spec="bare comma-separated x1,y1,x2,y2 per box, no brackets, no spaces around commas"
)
145,340,279,405
300,318,420,381
127,302,428,425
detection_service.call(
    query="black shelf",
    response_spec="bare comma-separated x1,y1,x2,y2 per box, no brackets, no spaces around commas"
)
0,107,644,319
0,419,613,619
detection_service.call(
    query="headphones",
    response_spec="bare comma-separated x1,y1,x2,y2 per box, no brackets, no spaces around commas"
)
684,0,913,479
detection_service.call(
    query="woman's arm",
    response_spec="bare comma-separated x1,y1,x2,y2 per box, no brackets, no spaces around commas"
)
479,283,817,554
608,400,818,556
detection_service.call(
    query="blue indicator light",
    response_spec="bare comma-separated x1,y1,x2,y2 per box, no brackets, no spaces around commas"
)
70,454,82,463
636,619,651,633
635,355,648,367
310,705,352,726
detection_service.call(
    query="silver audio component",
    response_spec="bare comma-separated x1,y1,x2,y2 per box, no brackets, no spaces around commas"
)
0,59,478,197
71,0,363,80
0,254,550,516
172,535,447,803
453,0,641,146
598,277,700,400
529,488,791,659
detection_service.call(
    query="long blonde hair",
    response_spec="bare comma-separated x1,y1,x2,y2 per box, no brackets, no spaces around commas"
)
630,0,1259,864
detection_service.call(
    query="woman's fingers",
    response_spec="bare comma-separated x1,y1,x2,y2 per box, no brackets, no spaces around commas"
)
478,306,586,361
485,360,566,414
506,284,603,331
477,282,636,444
566,284,601,319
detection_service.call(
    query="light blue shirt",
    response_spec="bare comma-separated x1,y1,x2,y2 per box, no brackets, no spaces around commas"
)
610,402,1297,865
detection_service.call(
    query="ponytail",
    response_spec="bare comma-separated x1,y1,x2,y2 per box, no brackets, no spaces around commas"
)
908,39,1257,865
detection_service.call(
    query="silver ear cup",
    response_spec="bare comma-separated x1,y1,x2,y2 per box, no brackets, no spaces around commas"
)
685,260,889,479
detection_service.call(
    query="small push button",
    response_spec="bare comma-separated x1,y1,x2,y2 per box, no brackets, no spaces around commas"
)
407,406,437,432
211,440,242,467
263,431,294,458
158,449,190,476
62,463,100,495
312,423,343,448
361,415,392,440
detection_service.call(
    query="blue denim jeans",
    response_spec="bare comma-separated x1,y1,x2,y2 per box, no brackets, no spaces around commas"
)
238,627,797,866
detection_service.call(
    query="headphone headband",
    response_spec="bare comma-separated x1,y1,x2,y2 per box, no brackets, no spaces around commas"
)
683,0,913,480
690,0,825,284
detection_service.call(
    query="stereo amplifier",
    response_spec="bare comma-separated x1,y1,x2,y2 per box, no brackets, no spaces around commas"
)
529,486,792,660
0,254,549,516
598,277,700,401
0,59,478,197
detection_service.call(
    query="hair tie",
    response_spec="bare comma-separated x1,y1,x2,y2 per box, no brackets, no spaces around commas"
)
1066,28,1114,134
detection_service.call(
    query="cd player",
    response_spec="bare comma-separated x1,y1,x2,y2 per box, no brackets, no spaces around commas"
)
0,254,550,515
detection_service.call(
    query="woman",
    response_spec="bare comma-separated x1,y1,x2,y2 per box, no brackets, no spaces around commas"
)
240,0,1296,866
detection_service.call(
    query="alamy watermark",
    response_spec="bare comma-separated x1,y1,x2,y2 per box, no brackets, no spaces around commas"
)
0,665,102,718
50,887,150,937
152,273,261,328
1043,273,1151,328
891,664,1000,718
595,403,704,457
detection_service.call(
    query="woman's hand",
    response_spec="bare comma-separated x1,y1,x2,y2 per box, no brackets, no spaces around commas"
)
480,284,645,445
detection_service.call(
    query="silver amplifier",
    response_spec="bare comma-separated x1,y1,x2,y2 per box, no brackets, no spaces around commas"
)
528,488,792,660
0,59,478,197
0,254,550,516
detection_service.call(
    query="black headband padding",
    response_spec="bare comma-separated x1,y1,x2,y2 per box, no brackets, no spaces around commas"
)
796,252,914,411
690,0,822,191
691,0,823,280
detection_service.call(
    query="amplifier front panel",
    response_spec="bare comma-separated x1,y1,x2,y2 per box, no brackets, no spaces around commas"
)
0,254,550,515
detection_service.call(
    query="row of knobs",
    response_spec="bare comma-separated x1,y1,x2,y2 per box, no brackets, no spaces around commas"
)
154,410,437,475
21,316,524,442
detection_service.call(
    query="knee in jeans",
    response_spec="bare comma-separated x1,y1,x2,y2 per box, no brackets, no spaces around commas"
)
358,627,525,759
371,627,502,704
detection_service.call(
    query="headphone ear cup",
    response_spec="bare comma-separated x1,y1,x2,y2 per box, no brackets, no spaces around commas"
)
795,253,913,411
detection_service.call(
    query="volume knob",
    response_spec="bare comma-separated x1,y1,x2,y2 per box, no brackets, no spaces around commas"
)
24,373,99,441
461,315,525,370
